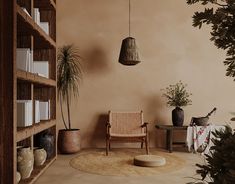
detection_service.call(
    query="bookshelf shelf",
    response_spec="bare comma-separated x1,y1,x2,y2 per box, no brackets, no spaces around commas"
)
16,120,56,142
17,70,56,87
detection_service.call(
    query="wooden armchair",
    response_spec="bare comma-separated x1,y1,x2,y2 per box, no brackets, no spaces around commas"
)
106,111,149,155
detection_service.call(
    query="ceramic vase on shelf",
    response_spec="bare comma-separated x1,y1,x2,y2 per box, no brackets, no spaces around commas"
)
39,132,54,159
16,171,21,183
172,106,184,126
34,148,47,166
17,147,34,179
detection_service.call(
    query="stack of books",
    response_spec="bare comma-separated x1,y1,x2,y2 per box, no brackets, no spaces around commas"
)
16,48,33,73
17,100,33,127
34,8,49,35
17,100,51,127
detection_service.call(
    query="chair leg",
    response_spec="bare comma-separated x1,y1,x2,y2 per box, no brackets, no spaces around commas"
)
106,138,109,156
141,141,144,149
145,136,149,155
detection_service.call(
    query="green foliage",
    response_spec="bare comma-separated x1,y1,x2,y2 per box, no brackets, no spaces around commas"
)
57,45,82,100
162,81,192,107
188,125,235,184
187,0,235,80
57,45,82,129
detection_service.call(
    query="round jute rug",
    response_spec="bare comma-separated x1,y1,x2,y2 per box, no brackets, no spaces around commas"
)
70,149,186,176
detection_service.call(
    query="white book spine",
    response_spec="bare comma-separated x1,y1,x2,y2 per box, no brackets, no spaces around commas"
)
39,22,49,35
30,50,34,73
48,100,50,119
33,61,49,78
33,8,40,25
28,100,33,126
35,100,40,123
17,100,32,127
16,48,30,71
39,101,50,120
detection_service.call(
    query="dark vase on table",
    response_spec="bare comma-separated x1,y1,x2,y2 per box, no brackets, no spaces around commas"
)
172,106,184,126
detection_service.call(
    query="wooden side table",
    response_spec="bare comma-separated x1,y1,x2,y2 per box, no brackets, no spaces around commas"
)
155,125,188,153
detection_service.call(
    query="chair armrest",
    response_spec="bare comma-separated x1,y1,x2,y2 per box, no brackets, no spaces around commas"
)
106,122,111,128
106,122,111,135
141,122,149,128
141,122,149,133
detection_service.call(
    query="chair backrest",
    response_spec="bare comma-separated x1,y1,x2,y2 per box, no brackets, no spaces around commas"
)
109,111,144,134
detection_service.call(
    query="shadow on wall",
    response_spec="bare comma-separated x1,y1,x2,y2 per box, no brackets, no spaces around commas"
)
84,45,111,74
89,114,108,147
145,94,167,148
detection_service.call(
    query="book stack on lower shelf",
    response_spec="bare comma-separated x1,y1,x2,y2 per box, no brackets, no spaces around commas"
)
16,48,34,73
17,100,51,127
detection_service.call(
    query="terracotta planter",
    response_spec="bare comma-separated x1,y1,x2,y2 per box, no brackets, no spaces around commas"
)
172,107,184,126
58,129,81,154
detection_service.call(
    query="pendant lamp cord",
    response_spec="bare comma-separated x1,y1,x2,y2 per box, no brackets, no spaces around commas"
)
129,0,131,37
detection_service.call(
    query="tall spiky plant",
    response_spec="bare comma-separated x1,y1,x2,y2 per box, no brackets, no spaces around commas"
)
57,45,82,130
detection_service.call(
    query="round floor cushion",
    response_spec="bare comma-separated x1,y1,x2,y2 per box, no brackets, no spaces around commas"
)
134,155,166,167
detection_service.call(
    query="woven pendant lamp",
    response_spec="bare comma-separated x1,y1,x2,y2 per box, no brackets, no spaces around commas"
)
119,0,141,66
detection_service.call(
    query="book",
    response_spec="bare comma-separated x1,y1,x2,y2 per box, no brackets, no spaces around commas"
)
40,22,49,35
21,7,31,17
17,100,33,127
33,8,40,25
29,50,34,73
33,61,49,78
39,101,50,120
16,48,29,72
35,100,40,123
16,48,34,73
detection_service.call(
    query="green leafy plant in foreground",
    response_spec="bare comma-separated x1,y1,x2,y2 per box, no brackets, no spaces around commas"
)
188,125,235,184
162,81,192,107
187,0,235,80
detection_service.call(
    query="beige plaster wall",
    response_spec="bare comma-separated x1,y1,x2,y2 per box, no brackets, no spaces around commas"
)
57,0,235,148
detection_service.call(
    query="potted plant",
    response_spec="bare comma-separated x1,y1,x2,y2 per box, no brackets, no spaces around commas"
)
187,125,235,184
57,45,82,154
162,81,192,126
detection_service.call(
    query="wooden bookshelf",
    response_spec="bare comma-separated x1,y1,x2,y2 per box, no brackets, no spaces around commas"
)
0,0,57,183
